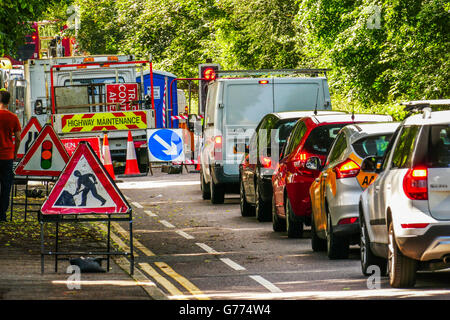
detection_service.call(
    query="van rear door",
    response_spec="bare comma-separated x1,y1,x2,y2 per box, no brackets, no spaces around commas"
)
223,80,273,175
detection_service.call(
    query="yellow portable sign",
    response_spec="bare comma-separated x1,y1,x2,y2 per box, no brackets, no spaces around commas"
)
59,111,149,133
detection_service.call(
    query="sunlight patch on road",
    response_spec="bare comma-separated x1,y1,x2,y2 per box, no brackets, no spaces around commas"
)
117,180,200,189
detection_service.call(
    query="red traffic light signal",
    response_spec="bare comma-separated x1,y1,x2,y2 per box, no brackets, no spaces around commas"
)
203,67,216,81
41,140,53,169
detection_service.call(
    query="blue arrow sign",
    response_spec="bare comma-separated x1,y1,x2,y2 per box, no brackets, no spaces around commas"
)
148,129,184,161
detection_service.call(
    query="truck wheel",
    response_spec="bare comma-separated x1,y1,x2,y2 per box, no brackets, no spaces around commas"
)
272,195,285,232
240,179,254,216
200,170,211,200
326,213,349,259
255,183,271,222
388,222,417,288
286,197,303,238
210,180,225,204
360,215,387,276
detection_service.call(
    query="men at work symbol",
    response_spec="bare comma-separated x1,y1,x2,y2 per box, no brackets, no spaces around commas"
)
55,170,106,207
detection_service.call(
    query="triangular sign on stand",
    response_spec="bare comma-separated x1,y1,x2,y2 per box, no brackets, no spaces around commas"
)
15,124,70,177
41,141,131,215
17,116,42,159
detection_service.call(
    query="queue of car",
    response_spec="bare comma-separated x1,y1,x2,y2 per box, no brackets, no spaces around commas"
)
198,73,449,289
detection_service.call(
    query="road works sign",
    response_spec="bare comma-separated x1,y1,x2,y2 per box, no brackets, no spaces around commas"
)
41,142,130,215
17,116,42,159
57,111,149,133
147,129,184,162
106,83,139,111
14,124,70,177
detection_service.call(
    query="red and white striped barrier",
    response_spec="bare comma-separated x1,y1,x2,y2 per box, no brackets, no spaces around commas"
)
171,114,204,120
173,159,199,165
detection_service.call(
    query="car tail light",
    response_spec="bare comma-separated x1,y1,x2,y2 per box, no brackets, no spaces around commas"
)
335,159,360,179
260,156,272,169
293,152,308,168
403,167,428,200
401,223,429,229
214,135,222,161
338,217,358,225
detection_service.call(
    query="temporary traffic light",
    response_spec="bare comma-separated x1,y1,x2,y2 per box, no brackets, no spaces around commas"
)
41,140,53,169
198,63,220,114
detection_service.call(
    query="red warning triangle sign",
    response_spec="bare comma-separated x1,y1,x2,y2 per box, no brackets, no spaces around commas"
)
14,124,70,177
41,141,131,215
17,116,42,159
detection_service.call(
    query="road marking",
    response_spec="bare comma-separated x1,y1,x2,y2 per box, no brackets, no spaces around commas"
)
195,242,218,254
132,201,143,209
176,230,195,240
139,263,186,299
144,210,158,217
111,222,155,256
220,258,246,271
249,275,283,293
154,262,209,300
97,223,136,257
159,220,175,228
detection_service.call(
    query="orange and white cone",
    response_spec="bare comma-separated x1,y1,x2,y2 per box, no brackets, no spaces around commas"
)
102,134,116,180
124,130,141,176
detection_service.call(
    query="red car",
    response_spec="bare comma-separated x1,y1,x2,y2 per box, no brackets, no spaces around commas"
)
271,113,393,238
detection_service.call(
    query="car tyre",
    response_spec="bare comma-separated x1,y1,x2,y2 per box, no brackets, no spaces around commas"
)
311,212,326,252
286,197,303,238
360,214,387,276
272,195,285,232
255,182,271,222
326,213,349,259
200,170,211,200
210,179,225,204
388,222,417,288
240,179,254,216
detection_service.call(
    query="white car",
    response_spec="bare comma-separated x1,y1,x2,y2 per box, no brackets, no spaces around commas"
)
359,105,450,288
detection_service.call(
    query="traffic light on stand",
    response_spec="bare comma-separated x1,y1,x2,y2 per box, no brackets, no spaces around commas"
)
198,63,220,115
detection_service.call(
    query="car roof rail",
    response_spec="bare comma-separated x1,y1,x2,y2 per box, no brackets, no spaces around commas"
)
216,68,331,78
402,99,450,118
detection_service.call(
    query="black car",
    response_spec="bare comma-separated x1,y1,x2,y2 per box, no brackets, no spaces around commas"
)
239,111,318,221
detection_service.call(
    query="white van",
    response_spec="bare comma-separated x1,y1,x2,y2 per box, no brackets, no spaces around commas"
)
200,74,333,204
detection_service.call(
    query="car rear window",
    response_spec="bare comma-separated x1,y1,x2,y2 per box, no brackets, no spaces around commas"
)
276,119,298,144
428,125,450,168
352,134,392,158
303,124,346,155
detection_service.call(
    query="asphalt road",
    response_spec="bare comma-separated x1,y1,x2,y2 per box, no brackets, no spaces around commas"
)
115,170,450,300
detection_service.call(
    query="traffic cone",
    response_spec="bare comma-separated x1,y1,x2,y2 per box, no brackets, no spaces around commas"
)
124,130,141,176
102,134,116,180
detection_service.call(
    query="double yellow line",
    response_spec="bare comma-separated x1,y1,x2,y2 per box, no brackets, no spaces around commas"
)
103,221,209,300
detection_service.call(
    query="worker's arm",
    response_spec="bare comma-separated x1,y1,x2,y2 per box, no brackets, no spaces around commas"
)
13,130,21,161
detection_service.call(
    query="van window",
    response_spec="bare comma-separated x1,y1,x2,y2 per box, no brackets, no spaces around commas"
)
205,83,218,126
273,82,320,111
225,83,272,125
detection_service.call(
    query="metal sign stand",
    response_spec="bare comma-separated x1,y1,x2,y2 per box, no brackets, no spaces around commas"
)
10,175,56,222
38,211,134,275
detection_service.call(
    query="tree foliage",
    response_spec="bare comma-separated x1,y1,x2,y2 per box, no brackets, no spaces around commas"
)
28,0,450,114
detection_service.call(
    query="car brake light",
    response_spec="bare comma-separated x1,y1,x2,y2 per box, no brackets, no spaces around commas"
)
403,167,428,200
293,152,308,168
401,223,429,229
338,217,358,225
261,156,272,169
259,80,269,84
214,135,222,161
335,159,360,179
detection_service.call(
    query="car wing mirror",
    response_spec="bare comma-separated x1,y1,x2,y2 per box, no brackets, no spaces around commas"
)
305,156,322,171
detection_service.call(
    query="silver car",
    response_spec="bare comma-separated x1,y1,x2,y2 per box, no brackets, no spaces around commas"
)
310,121,398,259
359,106,450,288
